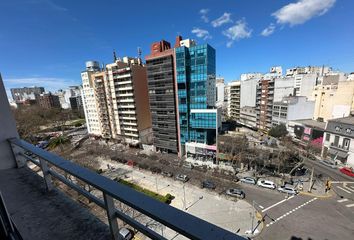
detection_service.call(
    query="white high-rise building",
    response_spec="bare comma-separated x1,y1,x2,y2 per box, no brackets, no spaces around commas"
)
216,77,225,107
81,61,102,135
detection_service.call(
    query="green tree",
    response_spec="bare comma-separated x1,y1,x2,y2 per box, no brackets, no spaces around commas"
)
268,124,288,138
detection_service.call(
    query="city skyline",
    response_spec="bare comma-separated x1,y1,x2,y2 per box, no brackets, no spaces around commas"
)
1,0,354,97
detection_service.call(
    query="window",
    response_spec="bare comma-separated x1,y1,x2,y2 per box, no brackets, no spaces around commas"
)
333,136,339,147
325,133,330,141
343,138,350,150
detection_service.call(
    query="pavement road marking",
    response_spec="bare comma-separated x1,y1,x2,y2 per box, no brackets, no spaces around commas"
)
346,203,354,208
262,195,294,213
349,186,354,190
337,186,352,194
266,198,317,228
337,198,349,203
343,185,354,193
258,205,264,209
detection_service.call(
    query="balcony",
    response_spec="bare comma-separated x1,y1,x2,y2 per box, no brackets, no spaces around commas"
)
0,77,245,240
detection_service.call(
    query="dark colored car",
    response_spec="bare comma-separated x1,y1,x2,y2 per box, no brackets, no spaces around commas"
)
201,180,216,189
161,171,173,177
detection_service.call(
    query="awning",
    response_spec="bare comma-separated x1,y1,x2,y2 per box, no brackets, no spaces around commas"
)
328,148,349,159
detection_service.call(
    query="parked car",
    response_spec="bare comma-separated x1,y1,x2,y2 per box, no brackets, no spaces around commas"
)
240,177,257,185
257,180,276,189
339,167,354,177
176,174,189,182
226,188,245,198
118,228,133,240
183,163,194,170
278,185,298,195
319,160,337,169
201,180,216,189
161,171,173,177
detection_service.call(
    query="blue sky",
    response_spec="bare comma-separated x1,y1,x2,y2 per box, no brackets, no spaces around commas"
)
1,0,353,97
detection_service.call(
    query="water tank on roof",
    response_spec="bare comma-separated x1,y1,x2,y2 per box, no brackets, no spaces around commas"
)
85,61,100,71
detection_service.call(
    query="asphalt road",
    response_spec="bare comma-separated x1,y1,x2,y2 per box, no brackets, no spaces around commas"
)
303,158,353,181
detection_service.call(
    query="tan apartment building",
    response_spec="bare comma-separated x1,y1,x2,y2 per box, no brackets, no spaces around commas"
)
81,57,152,144
312,79,354,122
228,81,241,121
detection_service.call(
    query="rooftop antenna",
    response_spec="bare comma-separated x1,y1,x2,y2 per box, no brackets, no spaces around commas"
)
113,49,117,62
137,47,142,65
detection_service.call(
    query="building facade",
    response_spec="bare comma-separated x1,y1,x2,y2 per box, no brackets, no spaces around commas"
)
228,81,241,121
256,78,274,131
146,40,180,154
215,77,225,108
175,40,218,155
272,96,315,127
10,86,44,103
322,116,354,167
312,80,354,122
81,58,151,144
37,92,61,109
239,106,257,129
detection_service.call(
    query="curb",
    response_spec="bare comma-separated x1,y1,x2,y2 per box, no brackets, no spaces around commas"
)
299,190,334,199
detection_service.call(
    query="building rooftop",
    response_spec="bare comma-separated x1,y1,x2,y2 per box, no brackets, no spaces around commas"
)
328,116,354,125
293,119,326,130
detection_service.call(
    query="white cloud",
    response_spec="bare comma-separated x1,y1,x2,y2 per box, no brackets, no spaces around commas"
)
211,12,232,27
272,0,336,26
261,23,276,36
199,8,210,23
222,19,252,47
191,27,212,40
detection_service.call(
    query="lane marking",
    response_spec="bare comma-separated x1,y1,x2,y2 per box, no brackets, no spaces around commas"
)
337,186,351,194
266,197,317,228
337,198,349,203
349,186,354,190
258,205,264,209
346,203,354,208
262,195,295,212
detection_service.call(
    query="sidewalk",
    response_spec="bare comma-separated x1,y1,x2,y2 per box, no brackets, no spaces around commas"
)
100,158,263,239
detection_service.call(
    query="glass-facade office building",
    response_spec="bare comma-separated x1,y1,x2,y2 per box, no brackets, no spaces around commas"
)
175,43,218,153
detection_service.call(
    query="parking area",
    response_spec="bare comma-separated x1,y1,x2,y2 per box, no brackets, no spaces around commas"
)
100,159,262,239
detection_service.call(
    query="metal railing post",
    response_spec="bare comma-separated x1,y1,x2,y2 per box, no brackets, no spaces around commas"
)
103,193,119,240
39,158,53,191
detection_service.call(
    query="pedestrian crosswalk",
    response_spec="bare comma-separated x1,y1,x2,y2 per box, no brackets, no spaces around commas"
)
334,182,354,208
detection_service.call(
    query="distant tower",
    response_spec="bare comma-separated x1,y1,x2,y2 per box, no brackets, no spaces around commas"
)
113,49,117,62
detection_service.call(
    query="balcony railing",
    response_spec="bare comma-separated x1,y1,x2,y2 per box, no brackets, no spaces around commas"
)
8,138,245,240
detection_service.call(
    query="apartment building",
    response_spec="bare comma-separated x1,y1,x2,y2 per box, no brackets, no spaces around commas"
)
37,92,61,109
322,116,354,167
105,57,151,144
81,61,102,135
228,81,241,121
175,39,218,156
215,77,225,108
145,40,179,154
272,96,315,127
256,78,274,131
10,86,44,103
312,79,354,122
239,106,257,129
56,86,82,109
81,58,151,144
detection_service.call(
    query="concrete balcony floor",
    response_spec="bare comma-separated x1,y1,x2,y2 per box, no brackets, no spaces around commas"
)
0,167,110,240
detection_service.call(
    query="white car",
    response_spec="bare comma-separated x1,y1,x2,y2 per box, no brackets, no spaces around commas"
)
278,185,298,195
240,177,257,185
257,180,276,189
319,160,337,169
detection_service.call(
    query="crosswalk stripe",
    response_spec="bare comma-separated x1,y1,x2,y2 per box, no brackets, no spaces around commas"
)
345,203,354,208
343,186,354,193
349,186,354,190
337,198,349,203
337,186,352,194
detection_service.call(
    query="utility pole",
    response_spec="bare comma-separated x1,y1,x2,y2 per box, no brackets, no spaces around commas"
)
308,166,314,192
251,200,255,232
183,184,186,210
